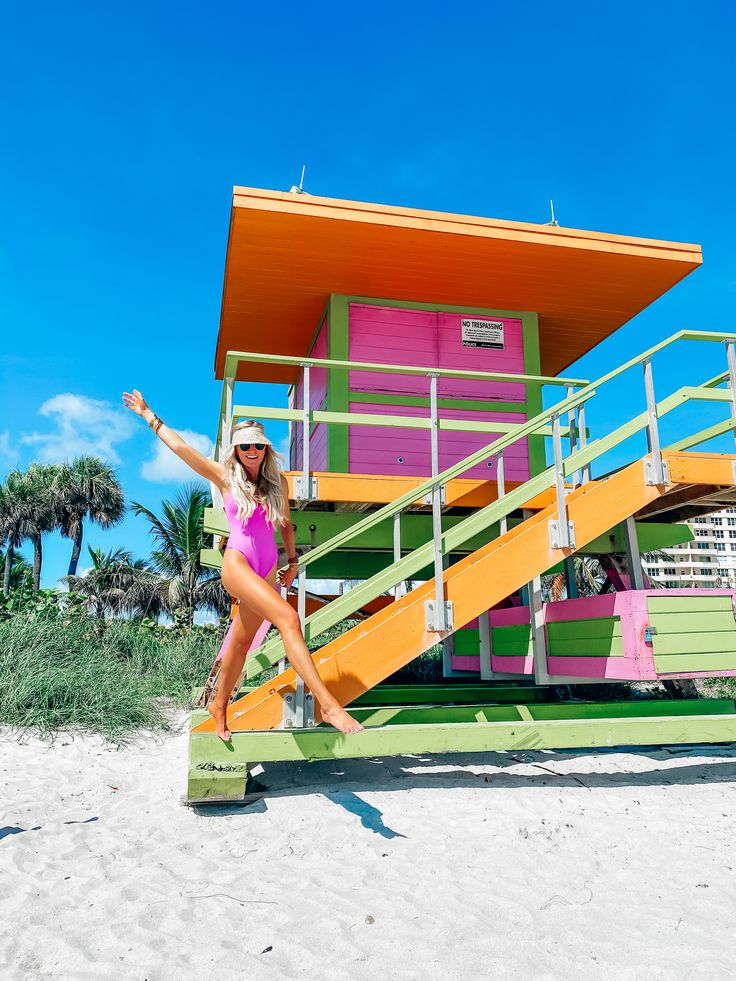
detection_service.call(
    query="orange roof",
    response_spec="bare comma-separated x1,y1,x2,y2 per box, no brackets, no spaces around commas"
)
215,186,702,383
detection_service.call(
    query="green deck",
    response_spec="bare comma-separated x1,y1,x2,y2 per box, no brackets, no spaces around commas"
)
186,692,736,803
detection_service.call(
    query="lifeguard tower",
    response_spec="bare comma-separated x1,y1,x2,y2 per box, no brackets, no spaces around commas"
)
188,187,736,802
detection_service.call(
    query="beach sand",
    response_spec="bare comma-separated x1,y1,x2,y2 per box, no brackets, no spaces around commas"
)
2,715,735,981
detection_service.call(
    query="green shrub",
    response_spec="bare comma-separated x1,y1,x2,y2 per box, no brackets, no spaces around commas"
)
0,615,220,739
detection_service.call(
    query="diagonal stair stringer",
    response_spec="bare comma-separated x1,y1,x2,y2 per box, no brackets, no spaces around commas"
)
193,452,735,734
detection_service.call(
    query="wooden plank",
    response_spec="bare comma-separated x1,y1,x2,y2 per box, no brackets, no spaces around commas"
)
651,632,736,656
648,595,734,614
655,654,736,673
191,711,736,766
349,683,547,706
546,617,623,641
453,630,481,655
649,610,736,634
491,625,533,656
192,696,736,730
546,618,625,658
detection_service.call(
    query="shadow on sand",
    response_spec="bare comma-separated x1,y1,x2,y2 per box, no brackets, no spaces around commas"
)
193,742,736,822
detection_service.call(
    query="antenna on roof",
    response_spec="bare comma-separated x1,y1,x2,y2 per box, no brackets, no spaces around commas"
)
545,199,560,227
289,165,308,195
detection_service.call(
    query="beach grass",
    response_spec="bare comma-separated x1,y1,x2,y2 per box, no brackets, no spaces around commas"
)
0,613,444,739
0,615,219,739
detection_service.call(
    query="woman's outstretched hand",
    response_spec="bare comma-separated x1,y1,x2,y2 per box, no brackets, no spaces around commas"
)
122,389,149,417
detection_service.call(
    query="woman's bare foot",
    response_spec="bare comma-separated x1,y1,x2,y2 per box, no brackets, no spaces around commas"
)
207,699,231,741
322,703,364,734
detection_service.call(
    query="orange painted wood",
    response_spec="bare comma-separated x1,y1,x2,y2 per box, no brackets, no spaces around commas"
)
215,187,702,383
282,471,556,509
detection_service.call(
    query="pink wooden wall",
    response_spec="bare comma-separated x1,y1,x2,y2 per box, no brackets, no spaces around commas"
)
452,589,736,681
348,402,529,480
291,316,328,471
347,303,528,478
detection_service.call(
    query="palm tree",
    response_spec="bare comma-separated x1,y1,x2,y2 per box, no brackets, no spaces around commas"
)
64,546,165,619
25,463,61,590
544,556,608,602
0,548,32,595
0,465,59,592
132,484,228,626
56,456,126,576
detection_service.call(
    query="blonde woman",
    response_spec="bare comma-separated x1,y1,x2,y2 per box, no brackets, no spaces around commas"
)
122,390,363,739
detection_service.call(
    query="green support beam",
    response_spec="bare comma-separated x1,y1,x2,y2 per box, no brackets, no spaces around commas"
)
203,508,693,555
189,699,736,776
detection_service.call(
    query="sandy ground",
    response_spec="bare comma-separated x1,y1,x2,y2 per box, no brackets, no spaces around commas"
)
1,716,736,981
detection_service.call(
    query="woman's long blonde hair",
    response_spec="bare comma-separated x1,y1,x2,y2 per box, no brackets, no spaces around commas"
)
222,420,285,527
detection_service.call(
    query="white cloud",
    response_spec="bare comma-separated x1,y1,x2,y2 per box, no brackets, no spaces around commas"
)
140,429,214,483
0,431,18,468
21,393,135,464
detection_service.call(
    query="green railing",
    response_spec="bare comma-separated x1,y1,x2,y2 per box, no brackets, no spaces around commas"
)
212,330,736,679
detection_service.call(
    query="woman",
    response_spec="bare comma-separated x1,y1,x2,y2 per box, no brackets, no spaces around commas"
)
122,390,363,739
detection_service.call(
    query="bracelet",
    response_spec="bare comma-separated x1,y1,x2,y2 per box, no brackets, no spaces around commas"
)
287,556,298,565
148,414,163,434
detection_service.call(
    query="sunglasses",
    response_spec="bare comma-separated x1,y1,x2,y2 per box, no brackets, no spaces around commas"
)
238,443,266,451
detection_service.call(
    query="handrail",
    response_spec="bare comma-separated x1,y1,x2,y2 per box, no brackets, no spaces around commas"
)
222,349,589,388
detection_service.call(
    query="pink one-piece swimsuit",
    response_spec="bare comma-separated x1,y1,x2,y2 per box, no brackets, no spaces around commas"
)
224,492,279,579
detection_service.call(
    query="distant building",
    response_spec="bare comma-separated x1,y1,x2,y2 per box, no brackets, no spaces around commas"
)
643,507,736,588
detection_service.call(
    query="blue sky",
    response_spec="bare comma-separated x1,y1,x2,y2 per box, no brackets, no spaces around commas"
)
1,1,735,585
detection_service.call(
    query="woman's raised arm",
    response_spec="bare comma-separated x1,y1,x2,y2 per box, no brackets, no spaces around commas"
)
122,389,227,489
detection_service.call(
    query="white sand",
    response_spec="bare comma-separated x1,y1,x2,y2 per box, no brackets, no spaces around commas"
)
2,716,735,981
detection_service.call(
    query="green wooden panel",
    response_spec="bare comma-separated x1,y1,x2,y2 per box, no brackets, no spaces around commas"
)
656,654,736,672
546,617,622,641
190,706,736,767
582,521,693,553
349,683,547,706
200,548,222,570
491,624,533,657
204,507,505,550
652,632,736,656
648,595,733,614
327,294,350,471
526,699,736,720
453,629,480,655
547,641,625,658
649,610,736,634
191,696,736,732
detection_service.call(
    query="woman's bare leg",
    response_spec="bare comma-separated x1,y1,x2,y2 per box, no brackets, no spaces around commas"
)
208,568,277,740
219,550,363,737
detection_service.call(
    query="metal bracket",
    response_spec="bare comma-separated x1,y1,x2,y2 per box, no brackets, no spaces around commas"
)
644,457,669,487
643,625,657,644
425,600,454,633
422,487,446,507
281,688,316,728
293,476,318,501
549,519,576,550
